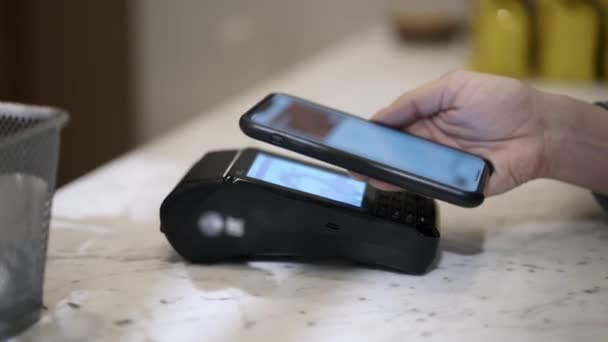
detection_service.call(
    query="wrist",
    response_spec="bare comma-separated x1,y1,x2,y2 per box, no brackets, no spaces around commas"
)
535,91,574,179
537,92,608,193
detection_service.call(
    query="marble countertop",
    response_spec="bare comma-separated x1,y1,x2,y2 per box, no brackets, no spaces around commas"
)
15,25,608,342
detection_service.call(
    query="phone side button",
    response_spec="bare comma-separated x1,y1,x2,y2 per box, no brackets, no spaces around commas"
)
271,135,284,144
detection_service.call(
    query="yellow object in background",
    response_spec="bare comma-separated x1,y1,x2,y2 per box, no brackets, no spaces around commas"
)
538,0,599,81
471,0,531,77
601,0,608,80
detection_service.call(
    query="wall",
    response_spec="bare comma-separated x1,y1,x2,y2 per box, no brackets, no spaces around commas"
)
1,1,466,184
130,0,397,142
0,1,132,185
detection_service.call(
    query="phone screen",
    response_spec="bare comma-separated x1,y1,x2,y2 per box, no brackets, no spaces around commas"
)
246,152,367,207
249,94,487,192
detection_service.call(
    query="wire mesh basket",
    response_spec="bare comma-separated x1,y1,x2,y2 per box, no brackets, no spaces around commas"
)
0,102,67,338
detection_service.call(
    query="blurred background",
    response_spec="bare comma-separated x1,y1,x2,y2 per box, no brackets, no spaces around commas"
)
0,0,605,186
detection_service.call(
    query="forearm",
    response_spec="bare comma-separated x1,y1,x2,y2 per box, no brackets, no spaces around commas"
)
539,92,608,195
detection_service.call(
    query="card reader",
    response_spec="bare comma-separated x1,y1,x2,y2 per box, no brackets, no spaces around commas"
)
160,148,440,274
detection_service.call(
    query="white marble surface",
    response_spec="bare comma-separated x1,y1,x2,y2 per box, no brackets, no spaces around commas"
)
14,25,608,342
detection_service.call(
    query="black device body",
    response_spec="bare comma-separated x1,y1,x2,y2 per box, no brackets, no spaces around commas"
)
239,93,493,207
160,148,439,274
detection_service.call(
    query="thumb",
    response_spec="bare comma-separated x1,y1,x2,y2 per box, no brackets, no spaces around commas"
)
483,174,503,197
372,72,456,127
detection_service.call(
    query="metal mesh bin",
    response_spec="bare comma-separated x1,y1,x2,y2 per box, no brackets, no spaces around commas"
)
0,103,67,338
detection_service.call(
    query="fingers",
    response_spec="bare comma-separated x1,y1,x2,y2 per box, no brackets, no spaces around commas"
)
483,173,511,197
481,162,514,197
349,171,369,182
349,171,403,191
372,72,455,127
367,179,403,192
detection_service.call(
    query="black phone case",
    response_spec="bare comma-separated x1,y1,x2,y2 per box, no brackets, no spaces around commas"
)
239,93,491,208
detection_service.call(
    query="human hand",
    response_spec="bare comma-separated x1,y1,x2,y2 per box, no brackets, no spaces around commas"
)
361,71,549,195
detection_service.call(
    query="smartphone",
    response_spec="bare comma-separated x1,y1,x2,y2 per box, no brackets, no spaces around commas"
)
239,93,492,207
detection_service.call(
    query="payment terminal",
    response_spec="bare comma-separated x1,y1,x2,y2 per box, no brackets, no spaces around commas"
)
160,148,439,274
